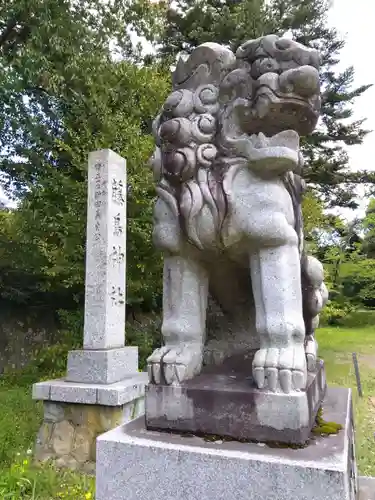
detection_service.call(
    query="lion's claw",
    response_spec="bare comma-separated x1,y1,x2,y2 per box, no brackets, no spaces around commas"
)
147,344,203,385
253,345,307,393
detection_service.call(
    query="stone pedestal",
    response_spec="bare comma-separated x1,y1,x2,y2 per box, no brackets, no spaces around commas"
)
66,346,138,385
33,373,147,471
146,354,327,444
358,476,375,499
96,387,359,500
32,150,145,471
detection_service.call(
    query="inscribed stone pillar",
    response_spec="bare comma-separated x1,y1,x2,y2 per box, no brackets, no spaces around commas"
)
32,150,147,473
84,149,127,350
66,149,137,384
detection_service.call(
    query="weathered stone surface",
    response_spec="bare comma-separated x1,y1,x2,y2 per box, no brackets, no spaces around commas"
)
82,461,96,475
84,149,127,351
96,373,148,406
49,380,97,404
31,149,145,473
72,427,93,463
146,355,326,444
133,397,145,420
97,387,357,500
98,406,124,432
51,420,74,456
44,402,65,423
36,422,53,448
55,455,79,471
32,381,51,400
34,397,146,471
32,372,147,406
35,451,55,463
359,476,375,499
147,36,327,399
122,402,135,424
66,347,138,385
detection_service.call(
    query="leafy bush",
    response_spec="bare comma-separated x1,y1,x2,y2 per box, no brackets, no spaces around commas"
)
126,313,162,370
337,309,375,328
320,301,354,326
56,307,162,371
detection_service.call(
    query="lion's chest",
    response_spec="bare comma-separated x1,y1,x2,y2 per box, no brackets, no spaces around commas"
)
221,168,296,247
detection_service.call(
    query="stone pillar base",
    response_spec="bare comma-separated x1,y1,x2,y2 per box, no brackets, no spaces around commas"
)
66,346,138,385
33,372,147,472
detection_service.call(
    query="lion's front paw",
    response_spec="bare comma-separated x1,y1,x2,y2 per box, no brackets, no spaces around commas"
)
147,343,203,385
252,345,307,393
305,334,318,372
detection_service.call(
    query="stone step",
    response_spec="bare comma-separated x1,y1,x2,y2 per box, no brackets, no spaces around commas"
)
359,476,375,500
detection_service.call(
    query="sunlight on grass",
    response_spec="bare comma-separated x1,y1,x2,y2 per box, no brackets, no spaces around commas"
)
317,326,375,476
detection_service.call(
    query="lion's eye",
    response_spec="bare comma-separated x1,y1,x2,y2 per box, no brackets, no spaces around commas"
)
251,58,280,79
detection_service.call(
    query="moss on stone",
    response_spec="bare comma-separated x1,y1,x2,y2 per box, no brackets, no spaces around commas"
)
312,407,343,436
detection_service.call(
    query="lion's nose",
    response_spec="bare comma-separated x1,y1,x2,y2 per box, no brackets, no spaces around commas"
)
279,66,320,98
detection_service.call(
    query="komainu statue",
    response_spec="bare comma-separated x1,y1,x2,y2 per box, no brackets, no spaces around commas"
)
147,35,328,395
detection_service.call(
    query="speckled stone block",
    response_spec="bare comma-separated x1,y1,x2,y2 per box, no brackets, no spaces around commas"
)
96,375,147,406
146,357,326,445
84,149,127,350
96,387,357,500
32,373,148,406
66,346,138,384
358,476,375,500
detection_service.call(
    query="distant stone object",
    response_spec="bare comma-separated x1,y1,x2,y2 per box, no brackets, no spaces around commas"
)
146,34,329,443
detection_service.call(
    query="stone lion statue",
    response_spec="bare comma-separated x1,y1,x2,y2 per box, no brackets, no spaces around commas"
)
147,35,328,394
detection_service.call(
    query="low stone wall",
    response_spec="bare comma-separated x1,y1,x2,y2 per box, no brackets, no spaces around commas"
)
35,398,145,473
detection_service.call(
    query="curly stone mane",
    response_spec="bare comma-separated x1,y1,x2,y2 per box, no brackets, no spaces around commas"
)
150,36,320,251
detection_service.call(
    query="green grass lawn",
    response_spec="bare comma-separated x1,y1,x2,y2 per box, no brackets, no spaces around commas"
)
316,326,375,476
0,377,94,499
0,326,374,498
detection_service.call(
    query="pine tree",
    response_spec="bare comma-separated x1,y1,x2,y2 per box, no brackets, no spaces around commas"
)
362,198,375,258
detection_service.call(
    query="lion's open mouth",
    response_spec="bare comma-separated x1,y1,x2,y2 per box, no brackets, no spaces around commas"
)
240,90,320,137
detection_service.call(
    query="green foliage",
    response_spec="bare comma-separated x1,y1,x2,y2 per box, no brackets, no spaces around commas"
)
336,309,375,329
28,343,74,379
0,0,170,308
319,301,354,327
7,305,160,377
0,453,95,499
339,259,375,308
316,326,375,475
0,377,94,498
0,382,42,466
126,315,162,370
362,198,375,258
